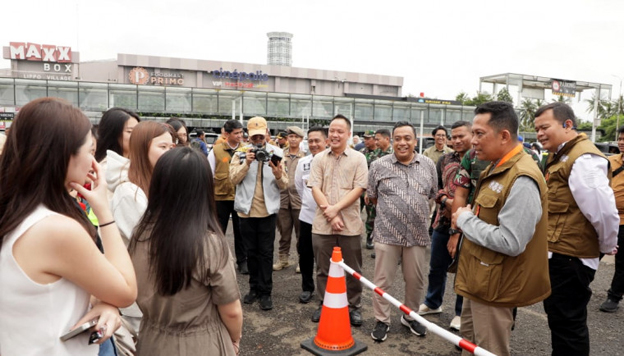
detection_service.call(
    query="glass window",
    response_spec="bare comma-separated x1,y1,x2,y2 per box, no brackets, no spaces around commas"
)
267,93,290,117
48,81,78,106
334,97,354,118
428,105,444,125
462,107,475,121
0,78,15,106
218,90,242,115
393,102,411,122
374,100,392,121
109,84,137,110
446,108,463,126
138,86,165,112
312,96,333,119
291,94,312,117
243,91,267,116
15,79,47,106
410,106,427,127
354,98,374,121
79,82,108,111
165,87,192,113
193,88,218,113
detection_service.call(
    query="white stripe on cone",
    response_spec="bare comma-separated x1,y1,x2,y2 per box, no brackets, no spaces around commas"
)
323,291,349,309
328,261,344,278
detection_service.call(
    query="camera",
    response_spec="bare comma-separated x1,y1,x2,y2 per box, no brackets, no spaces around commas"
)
250,144,271,162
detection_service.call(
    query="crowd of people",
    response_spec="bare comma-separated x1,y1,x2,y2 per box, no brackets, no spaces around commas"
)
0,97,622,356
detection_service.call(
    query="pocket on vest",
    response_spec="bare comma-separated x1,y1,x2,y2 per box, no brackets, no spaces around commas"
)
547,200,569,243
214,175,234,197
463,248,505,302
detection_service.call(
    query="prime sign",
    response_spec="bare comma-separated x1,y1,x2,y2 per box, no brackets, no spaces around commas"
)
9,42,72,63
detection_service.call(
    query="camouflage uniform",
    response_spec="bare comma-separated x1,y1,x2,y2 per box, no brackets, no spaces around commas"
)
364,146,394,246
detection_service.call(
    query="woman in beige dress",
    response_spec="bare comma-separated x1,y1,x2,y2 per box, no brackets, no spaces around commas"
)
129,147,243,355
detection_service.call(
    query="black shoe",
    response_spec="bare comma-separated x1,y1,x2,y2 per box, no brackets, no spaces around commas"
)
311,306,322,322
243,290,258,304
299,291,313,304
259,295,273,310
366,236,374,249
600,298,619,313
349,309,363,327
238,261,249,275
371,321,389,342
371,252,376,258
401,315,426,336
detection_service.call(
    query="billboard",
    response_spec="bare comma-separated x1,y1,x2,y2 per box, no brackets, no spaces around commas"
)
551,79,576,97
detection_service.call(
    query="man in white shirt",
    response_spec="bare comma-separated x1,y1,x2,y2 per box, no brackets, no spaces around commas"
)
294,126,328,304
535,102,619,356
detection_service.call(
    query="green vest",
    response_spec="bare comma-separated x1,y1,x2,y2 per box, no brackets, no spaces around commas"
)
455,150,551,308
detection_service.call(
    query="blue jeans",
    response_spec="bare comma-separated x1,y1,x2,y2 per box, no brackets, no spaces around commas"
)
424,229,463,316
99,337,117,356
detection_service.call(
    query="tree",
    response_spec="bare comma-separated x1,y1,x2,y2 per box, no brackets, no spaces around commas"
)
519,98,538,131
496,88,514,104
585,92,611,121
551,95,572,104
455,92,470,105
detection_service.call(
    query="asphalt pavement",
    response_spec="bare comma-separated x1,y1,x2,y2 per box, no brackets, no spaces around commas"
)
224,221,623,356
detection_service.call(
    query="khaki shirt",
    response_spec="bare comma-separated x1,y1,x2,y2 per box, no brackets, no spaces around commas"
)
307,148,368,236
423,145,454,165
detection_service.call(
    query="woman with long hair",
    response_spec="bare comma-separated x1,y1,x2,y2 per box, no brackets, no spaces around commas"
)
95,108,140,164
106,121,176,245
166,118,189,146
129,147,243,355
0,98,137,355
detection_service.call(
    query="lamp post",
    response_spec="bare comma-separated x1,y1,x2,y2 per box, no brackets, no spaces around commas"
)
613,75,623,138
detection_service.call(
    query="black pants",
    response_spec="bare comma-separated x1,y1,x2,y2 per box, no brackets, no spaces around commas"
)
216,200,245,265
543,253,596,356
297,221,315,293
607,224,624,302
240,215,276,297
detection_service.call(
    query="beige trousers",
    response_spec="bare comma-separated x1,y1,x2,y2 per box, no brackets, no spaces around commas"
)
460,298,514,356
372,243,427,324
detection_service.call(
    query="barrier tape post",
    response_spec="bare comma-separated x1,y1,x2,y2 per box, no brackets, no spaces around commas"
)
337,260,497,356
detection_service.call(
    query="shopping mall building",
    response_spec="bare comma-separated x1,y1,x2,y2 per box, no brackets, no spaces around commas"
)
0,41,475,134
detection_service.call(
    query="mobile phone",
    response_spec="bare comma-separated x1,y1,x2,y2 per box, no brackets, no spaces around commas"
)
60,319,97,341
270,154,282,166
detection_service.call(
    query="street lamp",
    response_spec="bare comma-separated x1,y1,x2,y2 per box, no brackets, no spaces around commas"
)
613,74,623,139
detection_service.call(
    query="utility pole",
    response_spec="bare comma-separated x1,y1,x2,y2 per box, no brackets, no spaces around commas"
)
613,75,623,139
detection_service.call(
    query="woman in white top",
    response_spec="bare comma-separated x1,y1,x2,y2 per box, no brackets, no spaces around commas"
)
0,97,137,355
107,121,177,245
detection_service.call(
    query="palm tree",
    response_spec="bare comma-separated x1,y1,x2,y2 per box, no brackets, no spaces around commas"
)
585,93,610,121
551,95,572,104
455,92,470,105
519,98,537,131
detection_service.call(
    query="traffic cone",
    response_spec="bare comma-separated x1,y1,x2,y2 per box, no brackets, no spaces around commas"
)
301,247,367,355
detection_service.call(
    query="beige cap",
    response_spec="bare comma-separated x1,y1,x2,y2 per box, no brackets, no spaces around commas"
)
247,116,267,137
286,126,304,138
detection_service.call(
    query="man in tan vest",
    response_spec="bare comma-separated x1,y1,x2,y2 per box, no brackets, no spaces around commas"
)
208,119,247,274
274,126,306,271
535,102,619,356
451,101,550,356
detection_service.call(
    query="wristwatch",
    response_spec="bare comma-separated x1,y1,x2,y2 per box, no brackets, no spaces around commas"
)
448,228,461,235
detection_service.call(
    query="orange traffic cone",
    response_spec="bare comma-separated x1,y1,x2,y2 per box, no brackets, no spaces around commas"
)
301,247,367,355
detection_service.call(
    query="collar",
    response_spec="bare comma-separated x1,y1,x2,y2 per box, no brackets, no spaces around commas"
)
390,150,419,166
329,147,350,157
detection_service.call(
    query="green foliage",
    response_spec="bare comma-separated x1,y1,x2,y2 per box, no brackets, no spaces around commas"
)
455,91,494,106
496,88,514,104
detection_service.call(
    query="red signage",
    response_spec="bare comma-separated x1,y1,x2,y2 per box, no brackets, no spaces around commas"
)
9,42,72,63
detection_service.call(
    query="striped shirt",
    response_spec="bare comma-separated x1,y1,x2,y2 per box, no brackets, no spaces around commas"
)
307,148,368,236
367,153,437,247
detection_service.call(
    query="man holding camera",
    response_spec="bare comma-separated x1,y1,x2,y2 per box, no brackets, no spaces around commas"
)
230,116,287,311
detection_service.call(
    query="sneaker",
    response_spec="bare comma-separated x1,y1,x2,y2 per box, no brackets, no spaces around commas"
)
299,291,313,304
311,306,322,322
371,321,389,342
273,259,290,271
243,290,258,304
259,295,273,310
238,261,249,275
401,315,427,336
600,298,620,313
418,303,442,315
450,316,461,331
349,309,363,327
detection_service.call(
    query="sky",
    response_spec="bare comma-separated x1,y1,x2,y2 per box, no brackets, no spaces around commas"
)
2,0,623,121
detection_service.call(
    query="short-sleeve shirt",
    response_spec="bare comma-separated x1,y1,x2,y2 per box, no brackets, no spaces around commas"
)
367,153,437,247
307,148,368,236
